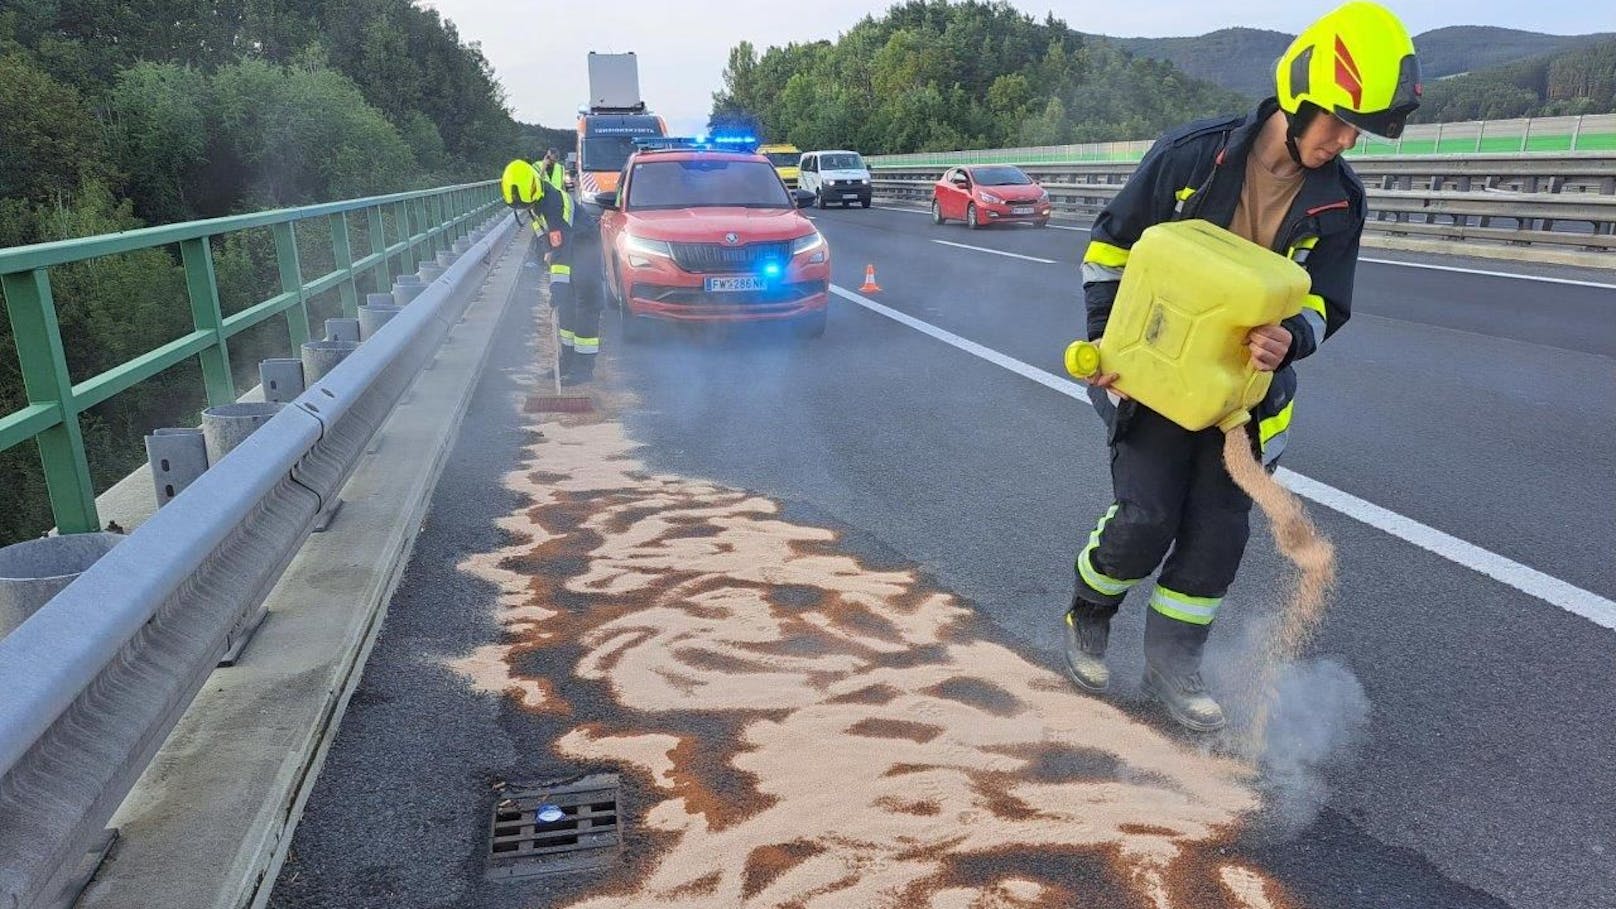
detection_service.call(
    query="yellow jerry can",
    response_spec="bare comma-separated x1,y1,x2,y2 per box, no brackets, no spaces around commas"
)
1066,220,1310,432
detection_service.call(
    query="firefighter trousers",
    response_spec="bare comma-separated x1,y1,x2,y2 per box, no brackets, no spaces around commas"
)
550,239,602,357
1072,389,1259,663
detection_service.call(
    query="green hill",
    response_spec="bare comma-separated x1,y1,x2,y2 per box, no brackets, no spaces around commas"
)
1112,25,1614,104
1113,29,1291,98
1414,38,1616,121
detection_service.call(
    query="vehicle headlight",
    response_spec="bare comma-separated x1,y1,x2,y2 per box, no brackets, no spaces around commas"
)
979,191,1005,204
625,234,672,257
790,231,824,255
1039,189,1050,201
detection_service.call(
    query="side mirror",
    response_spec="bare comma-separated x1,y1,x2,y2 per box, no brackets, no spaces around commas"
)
594,191,618,210
792,189,816,208
950,176,968,187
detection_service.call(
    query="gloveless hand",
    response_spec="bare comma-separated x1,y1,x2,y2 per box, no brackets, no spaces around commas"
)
1246,323,1292,372
1084,370,1129,401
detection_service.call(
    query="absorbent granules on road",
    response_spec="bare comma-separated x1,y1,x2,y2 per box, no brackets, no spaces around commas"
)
446,395,1300,909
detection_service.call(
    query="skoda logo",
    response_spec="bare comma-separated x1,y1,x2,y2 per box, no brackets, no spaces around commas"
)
723,232,740,246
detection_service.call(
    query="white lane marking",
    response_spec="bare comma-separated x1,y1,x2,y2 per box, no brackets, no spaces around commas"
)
1358,257,1616,290
1048,224,1091,232
931,239,1058,264
828,283,1616,631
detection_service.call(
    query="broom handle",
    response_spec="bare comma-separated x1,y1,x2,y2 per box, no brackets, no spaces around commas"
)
547,241,563,397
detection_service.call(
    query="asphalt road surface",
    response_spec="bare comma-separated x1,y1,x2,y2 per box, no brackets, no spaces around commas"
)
271,209,1615,909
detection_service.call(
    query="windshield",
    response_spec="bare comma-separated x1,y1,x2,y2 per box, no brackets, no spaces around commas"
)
628,160,792,210
971,166,1033,186
765,152,799,167
580,135,642,172
819,153,864,171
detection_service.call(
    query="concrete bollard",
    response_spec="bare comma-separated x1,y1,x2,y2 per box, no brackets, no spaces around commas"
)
260,358,305,403
145,427,208,508
358,303,402,340
417,262,445,282
452,239,470,255
393,275,424,305
366,291,395,308
435,250,455,267
202,402,284,464
325,318,361,344
393,283,423,305
0,533,127,638
301,340,358,384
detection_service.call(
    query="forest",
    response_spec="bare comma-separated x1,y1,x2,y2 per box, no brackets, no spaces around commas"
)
710,1,1248,154
0,0,565,543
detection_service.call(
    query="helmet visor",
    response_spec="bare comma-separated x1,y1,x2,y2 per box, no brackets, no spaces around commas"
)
1339,53,1422,139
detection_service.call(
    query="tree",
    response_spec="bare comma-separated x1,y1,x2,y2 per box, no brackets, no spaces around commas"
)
708,0,1246,156
0,54,103,204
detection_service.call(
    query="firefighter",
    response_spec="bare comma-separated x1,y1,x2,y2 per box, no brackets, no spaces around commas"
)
538,148,566,190
501,157,599,384
1062,1,1420,731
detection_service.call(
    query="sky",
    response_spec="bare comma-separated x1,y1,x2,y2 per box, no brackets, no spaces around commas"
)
418,1,1610,133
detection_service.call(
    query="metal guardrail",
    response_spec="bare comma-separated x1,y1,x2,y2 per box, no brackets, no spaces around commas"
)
0,182,500,536
870,154,1616,253
0,212,513,909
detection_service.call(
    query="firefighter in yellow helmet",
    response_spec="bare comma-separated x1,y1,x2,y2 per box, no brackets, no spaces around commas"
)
501,157,600,384
1061,2,1419,732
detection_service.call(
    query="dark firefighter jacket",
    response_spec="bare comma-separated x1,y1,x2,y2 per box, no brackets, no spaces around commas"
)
1081,97,1367,461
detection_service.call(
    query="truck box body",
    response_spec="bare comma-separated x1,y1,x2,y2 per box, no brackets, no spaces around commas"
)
587,52,643,112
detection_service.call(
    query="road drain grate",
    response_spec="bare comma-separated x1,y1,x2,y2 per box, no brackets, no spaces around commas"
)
486,772,622,880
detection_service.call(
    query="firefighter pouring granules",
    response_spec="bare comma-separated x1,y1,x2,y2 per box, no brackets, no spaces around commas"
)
1061,2,1421,731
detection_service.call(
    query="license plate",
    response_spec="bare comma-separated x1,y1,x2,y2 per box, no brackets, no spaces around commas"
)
705,275,767,292
1012,206,1034,215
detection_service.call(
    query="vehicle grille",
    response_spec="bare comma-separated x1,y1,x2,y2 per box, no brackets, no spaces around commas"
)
669,241,791,274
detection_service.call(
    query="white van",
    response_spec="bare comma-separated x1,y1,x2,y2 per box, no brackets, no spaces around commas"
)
798,150,872,209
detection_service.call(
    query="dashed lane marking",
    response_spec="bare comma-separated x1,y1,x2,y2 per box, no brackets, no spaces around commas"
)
930,239,1057,263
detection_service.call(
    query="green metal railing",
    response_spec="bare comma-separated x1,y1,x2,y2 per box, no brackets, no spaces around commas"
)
0,180,501,535
869,113,1616,168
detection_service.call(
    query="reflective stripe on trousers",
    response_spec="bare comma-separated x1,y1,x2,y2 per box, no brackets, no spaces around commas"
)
1149,584,1221,626
1077,504,1145,598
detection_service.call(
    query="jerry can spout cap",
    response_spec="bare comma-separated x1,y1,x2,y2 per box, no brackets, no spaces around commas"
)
1065,340,1102,379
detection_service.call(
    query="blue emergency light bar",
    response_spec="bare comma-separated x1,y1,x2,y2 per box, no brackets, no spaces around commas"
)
633,134,761,153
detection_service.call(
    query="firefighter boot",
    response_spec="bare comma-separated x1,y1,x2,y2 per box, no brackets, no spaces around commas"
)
557,345,576,381
561,352,595,386
1141,606,1226,732
1063,595,1116,693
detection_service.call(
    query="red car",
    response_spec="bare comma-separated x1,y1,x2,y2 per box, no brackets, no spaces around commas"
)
931,164,1053,229
596,147,829,339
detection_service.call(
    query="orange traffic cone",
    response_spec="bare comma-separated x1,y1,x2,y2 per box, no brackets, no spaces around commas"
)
859,264,882,293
